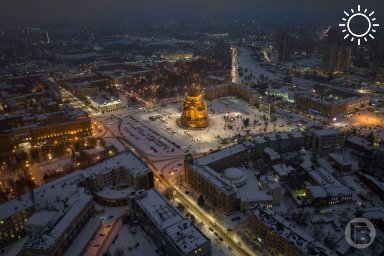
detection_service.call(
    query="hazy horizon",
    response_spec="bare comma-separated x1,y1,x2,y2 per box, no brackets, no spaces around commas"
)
1,0,383,26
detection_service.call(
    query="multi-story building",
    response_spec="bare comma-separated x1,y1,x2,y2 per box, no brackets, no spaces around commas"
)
345,136,373,156
311,129,345,152
323,45,352,73
0,107,92,154
84,151,154,206
128,189,211,256
0,192,34,248
305,166,352,207
23,193,96,256
184,132,309,215
277,32,293,62
247,205,336,256
184,155,237,215
86,92,122,113
295,93,370,118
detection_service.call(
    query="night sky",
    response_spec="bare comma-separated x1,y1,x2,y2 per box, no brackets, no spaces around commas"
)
0,0,383,24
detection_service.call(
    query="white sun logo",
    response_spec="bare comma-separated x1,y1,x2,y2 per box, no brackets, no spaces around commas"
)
339,5,379,45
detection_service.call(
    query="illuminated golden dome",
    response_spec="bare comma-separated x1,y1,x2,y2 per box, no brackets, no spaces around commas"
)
187,87,201,97
178,85,208,129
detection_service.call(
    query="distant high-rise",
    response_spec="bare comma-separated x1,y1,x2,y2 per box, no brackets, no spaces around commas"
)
322,45,351,73
277,32,293,62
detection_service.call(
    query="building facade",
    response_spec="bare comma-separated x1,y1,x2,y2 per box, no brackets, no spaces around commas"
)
323,45,352,73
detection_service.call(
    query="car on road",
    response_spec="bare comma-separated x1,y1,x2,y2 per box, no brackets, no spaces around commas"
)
209,227,214,232
214,232,218,236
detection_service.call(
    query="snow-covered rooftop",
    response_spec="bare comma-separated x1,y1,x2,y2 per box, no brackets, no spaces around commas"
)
26,210,57,227
24,192,93,251
0,192,34,220
313,129,343,137
272,163,294,177
135,189,209,254
192,165,236,194
196,143,246,166
82,150,151,178
249,205,337,256
239,191,272,202
346,136,372,149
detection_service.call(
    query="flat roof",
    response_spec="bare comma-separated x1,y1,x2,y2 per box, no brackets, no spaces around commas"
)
0,192,34,220
191,165,236,194
136,189,209,254
83,150,151,178
24,193,93,250
26,210,57,227
313,129,343,137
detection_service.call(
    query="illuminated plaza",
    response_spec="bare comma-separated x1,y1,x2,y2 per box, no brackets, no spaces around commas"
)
120,97,296,157
332,110,384,140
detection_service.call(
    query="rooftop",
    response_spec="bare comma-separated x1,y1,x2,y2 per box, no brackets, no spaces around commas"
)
0,192,34,220
135,189,209,254
249,205,337,256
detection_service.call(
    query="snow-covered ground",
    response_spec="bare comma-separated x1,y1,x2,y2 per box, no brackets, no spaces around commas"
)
119,97,295,159
237,47,279,84
331,110,384,140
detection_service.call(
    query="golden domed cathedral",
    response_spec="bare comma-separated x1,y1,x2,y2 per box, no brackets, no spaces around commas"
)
179,85,208,128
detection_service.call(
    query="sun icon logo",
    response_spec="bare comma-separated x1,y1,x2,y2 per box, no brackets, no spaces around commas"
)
339,5,379,45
